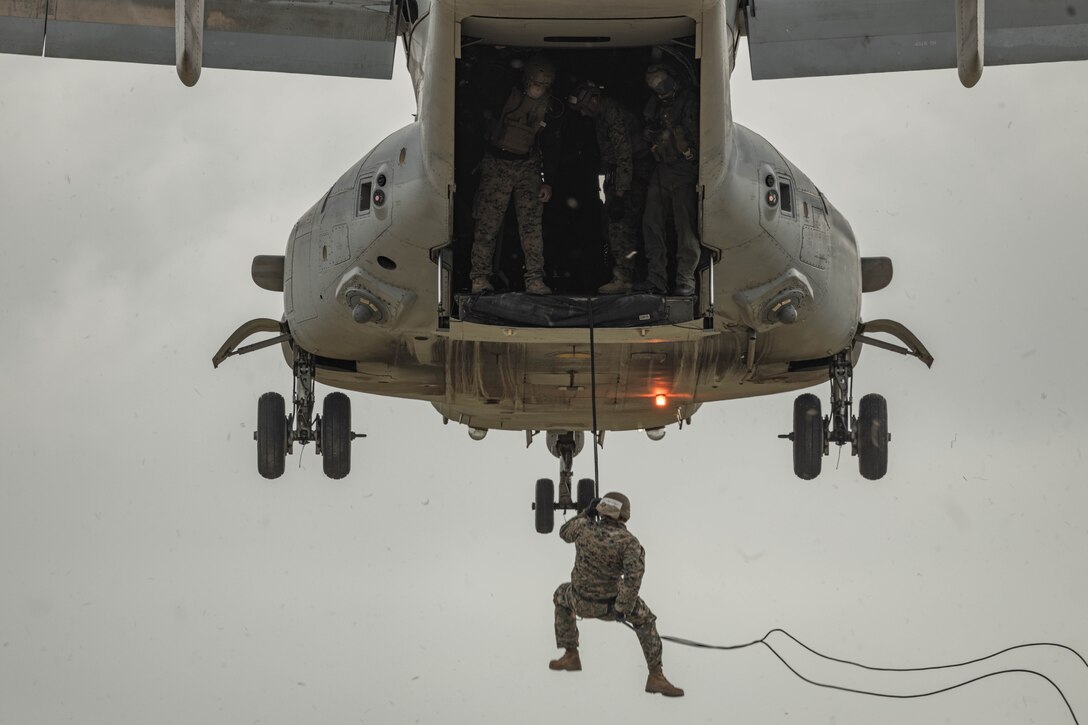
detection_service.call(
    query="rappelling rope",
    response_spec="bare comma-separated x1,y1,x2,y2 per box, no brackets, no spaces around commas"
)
622,623,1086,723
587,297,600,498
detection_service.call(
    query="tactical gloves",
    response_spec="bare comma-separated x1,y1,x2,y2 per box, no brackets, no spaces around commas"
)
586,498,601,519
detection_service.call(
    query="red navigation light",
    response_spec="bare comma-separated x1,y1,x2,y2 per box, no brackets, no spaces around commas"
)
654,394,667,408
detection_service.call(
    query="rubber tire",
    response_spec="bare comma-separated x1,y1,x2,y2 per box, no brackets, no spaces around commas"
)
857,393,889,481
535,478,555,534
321,392,352,480
257,392,287,479
793,393,823,480
576,478,595,513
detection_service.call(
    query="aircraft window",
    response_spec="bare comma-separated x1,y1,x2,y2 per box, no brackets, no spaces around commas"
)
358,181,373,215
779,181,793,214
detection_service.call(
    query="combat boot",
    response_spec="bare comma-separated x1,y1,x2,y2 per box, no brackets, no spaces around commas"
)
645,670,684,697
632,280,666,295
549,648,582,671
598,274,632,295
672,281,696,297
471,277,494,294
524,278,552,295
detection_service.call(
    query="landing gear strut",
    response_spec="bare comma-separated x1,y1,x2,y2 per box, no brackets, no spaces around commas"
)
532,431,596,534
253,347,365,480
780,350,889,481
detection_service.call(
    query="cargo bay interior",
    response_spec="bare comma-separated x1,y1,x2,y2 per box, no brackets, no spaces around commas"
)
450,29,700,302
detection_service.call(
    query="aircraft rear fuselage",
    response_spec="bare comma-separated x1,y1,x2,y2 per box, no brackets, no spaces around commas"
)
279,0,863,433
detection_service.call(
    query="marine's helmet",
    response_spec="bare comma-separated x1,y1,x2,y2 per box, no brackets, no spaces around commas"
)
567,80,603,115
597,492,631,522
645,63,679,99
523,55,556,97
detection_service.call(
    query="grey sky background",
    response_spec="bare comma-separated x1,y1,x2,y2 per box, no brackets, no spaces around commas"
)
1,41,1086,725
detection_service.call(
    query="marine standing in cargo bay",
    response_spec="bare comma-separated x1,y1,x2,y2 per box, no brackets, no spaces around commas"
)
470,55,561,296
567,80,654,295
641,62,702,297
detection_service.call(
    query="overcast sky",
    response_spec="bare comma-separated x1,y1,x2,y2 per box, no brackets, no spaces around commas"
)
1,39,1087,725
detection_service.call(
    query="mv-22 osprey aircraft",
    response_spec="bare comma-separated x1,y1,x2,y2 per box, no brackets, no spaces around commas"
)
4,0,1085,529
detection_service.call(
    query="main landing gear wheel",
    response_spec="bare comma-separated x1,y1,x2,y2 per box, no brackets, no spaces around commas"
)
251,347,366,481
320,392,352,480
256,392,287,479
532,431,594,533
780,350,895,480
856,393,889,480
792,393,823,481
576,478,596,513
535,478,555,534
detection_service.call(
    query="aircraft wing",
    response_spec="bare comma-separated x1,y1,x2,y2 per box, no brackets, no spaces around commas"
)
742,0,1088,84
0,0,400,80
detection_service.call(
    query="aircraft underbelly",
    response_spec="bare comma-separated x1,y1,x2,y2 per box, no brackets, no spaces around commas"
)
430,332,809,431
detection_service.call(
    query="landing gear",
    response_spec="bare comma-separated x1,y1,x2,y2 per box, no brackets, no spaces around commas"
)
256,391,287,479
531,431,597,534
320,392,352,480
253,347,365,480
535,478,555,534
780,350,890,480
792,393,823,480
576,478,596,513
856,393,889,480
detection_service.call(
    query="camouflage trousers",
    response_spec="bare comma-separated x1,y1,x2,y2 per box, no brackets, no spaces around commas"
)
553,582,663,671
471,154,546,282
602,164,650,279
643,160,700,291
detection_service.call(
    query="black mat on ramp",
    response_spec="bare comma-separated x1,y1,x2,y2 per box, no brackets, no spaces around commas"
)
457,293,672,328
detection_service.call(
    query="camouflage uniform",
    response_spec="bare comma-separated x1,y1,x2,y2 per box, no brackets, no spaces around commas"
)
594,97,653,282
643,85,701,293
552,513,664,671
471,83,556,286
471,154,547,282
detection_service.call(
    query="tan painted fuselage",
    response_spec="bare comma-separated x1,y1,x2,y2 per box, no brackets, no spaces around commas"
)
281,0,863,434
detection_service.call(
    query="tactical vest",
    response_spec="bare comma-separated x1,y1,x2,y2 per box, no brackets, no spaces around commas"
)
488,87,550,156
645,91,696,164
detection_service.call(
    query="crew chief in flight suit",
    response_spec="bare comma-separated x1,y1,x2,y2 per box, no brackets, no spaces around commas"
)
640,62,701,297
470,55,559,296
549,492,685,697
